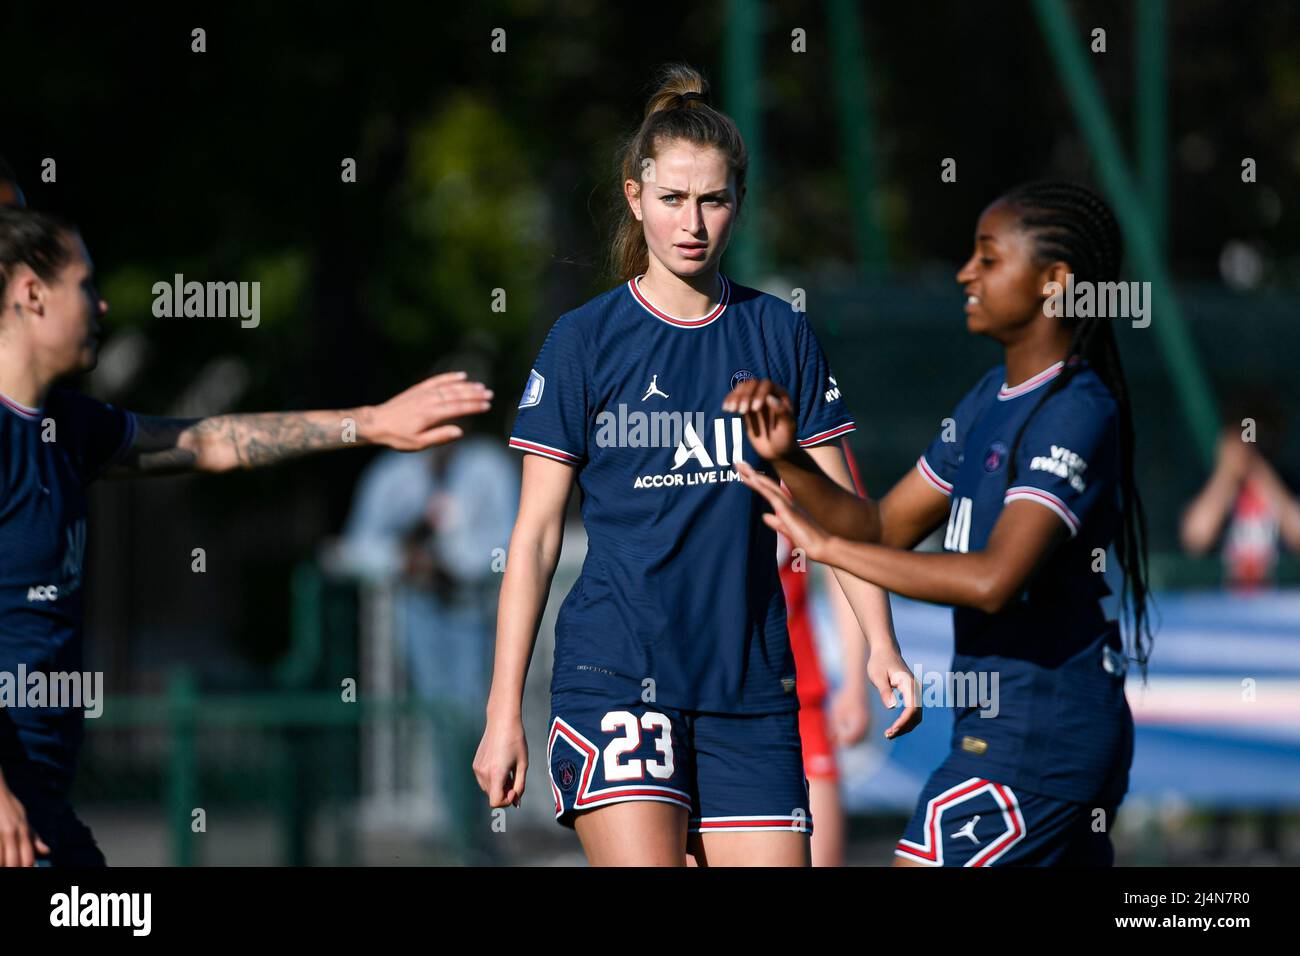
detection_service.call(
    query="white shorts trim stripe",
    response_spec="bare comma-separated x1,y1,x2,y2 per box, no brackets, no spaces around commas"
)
690,814,811,834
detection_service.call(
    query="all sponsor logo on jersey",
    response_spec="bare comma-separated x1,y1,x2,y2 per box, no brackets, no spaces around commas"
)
62,519,86,586
632,417,747,489
31,520,87,604
944,496,973,553
1029,444,1088,493
824,374,841,403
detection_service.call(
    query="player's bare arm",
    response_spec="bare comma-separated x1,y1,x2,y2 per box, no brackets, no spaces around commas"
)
109,371,492,477
739,459,1069,615
724,378,951,549
804,443,920,738
733,377,956,548
723,378,880,540
474,452,575,809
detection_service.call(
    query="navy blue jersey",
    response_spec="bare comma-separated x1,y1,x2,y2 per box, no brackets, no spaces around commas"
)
0,388,136,793
510,275,854,714
917,360,1133,804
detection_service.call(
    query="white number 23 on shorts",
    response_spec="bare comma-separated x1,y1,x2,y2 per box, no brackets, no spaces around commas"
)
600,710,675,782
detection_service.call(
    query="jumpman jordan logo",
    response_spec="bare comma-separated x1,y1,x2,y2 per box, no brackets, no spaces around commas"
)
641,374,669,401
951,816,981,843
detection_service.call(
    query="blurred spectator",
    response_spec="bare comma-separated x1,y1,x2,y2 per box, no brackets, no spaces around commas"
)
337,354,518,809
1180,399,1300,589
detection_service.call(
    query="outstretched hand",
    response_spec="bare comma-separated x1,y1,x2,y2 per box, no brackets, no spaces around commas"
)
366,371,493,450
735,459,833,564
722,378,798,462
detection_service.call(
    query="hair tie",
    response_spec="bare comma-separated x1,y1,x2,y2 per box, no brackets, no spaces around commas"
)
678,91,706,106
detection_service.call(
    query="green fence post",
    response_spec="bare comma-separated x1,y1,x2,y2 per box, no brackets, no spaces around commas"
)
276,560,324,689
828,0,889,278
1136,0,1167,259
167,669,198,867
274,727,311,866
1030,0,1218,467
723,0,766,284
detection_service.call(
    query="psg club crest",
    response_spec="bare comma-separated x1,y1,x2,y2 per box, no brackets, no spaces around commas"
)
730,369,755,390
518,368,545,409
556,758,578,792
983,440,1008,473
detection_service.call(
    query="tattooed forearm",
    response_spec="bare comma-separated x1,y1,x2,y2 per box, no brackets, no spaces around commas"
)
108,371,485,477
114,409,371,476
193,411,358,470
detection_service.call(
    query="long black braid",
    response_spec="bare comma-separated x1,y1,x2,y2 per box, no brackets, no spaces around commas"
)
999,180,1154,676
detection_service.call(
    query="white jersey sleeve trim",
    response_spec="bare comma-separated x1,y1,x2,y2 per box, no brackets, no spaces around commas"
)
797,421,856,448
916,455,954,496
1004,485,1080,537
508,436,582,465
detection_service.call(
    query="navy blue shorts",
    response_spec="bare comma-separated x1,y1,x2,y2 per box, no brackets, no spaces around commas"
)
547,689,811,835
895,764,1117,867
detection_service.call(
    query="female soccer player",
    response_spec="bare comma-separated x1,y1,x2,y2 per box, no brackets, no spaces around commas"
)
474,65,919,867
0,205,492,866
725,181,1151,866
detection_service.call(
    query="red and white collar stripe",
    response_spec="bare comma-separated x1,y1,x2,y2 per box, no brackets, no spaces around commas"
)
997,358,1083,401
0,391,42,420
628,274,730,328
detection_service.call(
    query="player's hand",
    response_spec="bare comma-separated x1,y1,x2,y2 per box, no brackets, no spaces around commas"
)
473,712,528,809
0,779,50,867
735,460,832,563
867,647,922,740
363,371,493,450
829,684,871,747
721,378,798,461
